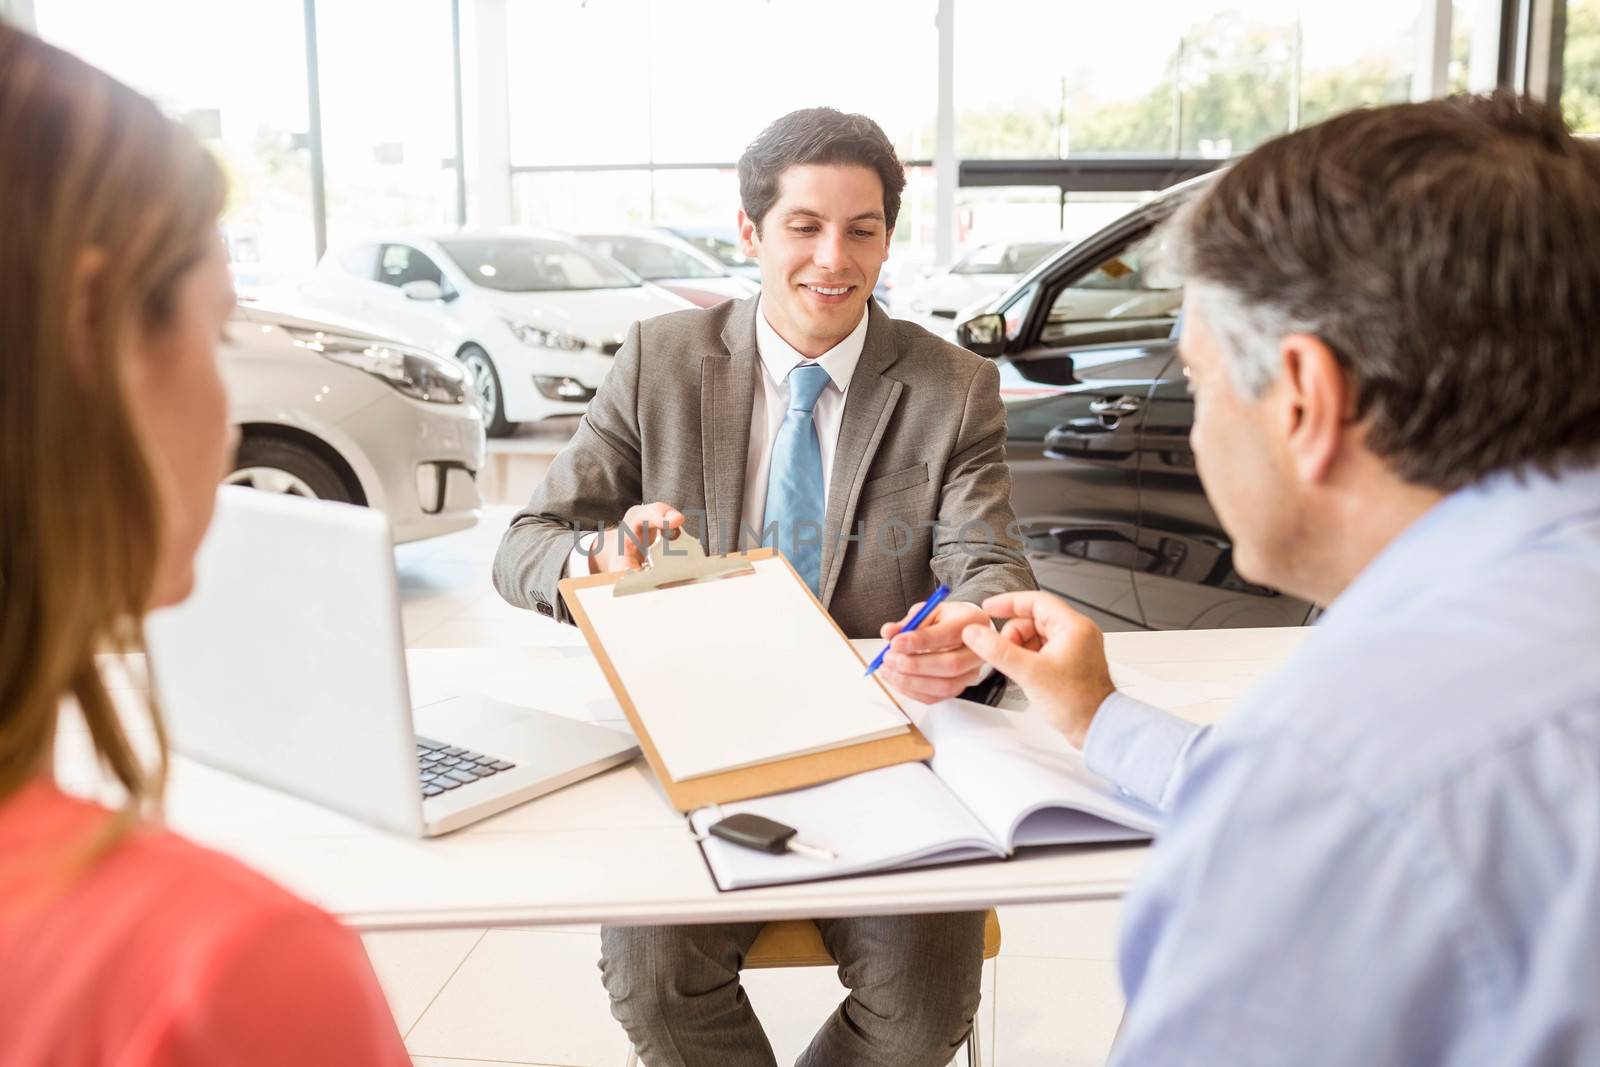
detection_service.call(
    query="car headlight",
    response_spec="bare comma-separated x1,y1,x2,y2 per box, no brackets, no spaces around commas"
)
285,328,467,405
504,318,590,353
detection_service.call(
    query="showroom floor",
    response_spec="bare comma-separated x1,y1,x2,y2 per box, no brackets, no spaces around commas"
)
369,432,1128,1067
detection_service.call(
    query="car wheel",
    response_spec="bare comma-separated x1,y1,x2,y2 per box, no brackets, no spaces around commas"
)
459,344,514,437
226,436,354,503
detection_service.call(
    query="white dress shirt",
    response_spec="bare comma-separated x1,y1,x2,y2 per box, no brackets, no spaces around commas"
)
738,299,868,546
568,300,868,573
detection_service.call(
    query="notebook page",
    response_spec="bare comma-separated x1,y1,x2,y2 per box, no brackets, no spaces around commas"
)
920,699,1160,850
689,762,1001,890
572,558,909,782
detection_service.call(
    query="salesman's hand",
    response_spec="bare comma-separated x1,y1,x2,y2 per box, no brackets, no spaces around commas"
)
874,599,993,703
959,591,1116,749
589,502,685,574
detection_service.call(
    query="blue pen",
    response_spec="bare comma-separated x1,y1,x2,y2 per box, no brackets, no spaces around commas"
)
864,583,951,678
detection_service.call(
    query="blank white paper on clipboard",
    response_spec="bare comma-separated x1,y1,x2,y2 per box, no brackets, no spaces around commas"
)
569,557,910,781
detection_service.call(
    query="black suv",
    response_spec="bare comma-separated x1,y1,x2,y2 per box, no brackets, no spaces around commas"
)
955,176,1316,632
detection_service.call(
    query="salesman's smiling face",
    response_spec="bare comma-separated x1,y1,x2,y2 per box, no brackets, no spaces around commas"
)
740,163,891,358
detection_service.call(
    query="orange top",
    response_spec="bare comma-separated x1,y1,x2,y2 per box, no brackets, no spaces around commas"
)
0,778,409,1066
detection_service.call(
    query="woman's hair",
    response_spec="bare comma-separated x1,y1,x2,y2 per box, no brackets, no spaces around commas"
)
0,24,226,820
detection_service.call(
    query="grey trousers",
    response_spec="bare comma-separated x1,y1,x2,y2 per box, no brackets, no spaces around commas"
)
599,912,986,1067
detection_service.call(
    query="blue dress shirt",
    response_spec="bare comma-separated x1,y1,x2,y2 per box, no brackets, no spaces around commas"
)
1085,464,1600,1066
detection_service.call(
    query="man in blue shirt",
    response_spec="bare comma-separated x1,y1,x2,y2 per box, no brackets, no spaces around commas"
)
946,93,1600,1063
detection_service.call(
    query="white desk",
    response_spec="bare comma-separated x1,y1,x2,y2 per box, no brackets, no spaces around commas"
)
65,628,1307,932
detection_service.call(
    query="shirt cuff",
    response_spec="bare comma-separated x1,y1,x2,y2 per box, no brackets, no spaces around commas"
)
565,531,599,580
1083,691,1205,812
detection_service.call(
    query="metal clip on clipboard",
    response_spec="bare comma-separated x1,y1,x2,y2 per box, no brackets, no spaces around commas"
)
612,531,755,597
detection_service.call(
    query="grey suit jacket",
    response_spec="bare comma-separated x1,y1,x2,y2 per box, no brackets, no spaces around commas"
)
492,297,1035,638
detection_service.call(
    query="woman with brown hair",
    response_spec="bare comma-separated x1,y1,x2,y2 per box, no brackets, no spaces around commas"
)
0,24,408,1064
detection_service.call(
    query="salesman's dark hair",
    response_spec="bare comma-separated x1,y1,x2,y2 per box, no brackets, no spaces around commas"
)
1166,91,1600,491
738,107,906,232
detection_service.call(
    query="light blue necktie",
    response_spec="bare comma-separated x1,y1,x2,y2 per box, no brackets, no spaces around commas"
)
763,362,832,595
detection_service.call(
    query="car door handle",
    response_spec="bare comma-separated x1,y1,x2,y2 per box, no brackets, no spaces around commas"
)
1089,396,1143,417
1044,419,1137,461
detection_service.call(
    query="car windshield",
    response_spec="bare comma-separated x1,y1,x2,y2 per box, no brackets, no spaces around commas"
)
681,232,755,270
583,235,723,280
438,237,641,292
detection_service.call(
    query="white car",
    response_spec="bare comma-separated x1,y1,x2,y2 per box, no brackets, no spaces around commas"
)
889,239,1071,337
225,303,485,543
579,229,759,308
295,232,695,436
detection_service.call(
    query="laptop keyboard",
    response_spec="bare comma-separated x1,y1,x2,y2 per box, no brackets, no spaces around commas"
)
416,735,517,798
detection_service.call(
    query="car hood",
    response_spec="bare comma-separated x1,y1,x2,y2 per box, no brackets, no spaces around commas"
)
905,273,1018,314
237,302,419,348
481,285,695,346
654,276,757,296
653,276,760,308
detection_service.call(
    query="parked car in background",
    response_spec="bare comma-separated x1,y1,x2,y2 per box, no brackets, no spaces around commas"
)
224,304,485,543
661,224,761,281
294,232,694,436
889,238,1071,337
578,229,760,308
661,222,892,305
227,261,295,303
955,173,1317,632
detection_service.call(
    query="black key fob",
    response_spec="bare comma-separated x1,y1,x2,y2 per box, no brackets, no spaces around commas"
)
707,812,798,854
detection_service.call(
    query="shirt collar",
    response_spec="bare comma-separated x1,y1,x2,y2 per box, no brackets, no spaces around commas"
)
1321,462,1600,628
754,297,869,395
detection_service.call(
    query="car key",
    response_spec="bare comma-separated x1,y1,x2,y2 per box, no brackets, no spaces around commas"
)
707,812,837,861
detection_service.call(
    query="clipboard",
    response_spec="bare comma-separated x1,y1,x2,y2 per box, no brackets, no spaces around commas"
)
558,533,933,812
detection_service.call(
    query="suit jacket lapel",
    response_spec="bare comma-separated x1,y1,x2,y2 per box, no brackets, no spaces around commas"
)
701,298,759,554
820,302,903,607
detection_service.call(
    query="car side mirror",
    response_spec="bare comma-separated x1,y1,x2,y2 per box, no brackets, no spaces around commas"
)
401,279,445,302
956,312,1007,358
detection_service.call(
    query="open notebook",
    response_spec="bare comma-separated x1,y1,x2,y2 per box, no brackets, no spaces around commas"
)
689,698,1160,890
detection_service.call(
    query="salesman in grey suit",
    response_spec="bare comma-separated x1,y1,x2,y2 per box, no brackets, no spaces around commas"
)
493,108,1034,1066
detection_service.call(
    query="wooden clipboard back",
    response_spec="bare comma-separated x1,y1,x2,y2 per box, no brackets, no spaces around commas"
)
558,545,933,812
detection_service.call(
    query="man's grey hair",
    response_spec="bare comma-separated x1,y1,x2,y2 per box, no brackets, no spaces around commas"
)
1181,280,1313,398
1156,92,1600,491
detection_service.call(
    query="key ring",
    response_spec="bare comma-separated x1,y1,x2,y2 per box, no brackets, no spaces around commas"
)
686,803,727,843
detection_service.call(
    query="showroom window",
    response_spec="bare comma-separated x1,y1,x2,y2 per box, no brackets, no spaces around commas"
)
949,0,1431,243
512,169,657,230
314,0,460,252
32,0,461,273
505,0,937,237
28,0,1555,284
34,0,315,281
1565,0,1600,132
955,0,1425,160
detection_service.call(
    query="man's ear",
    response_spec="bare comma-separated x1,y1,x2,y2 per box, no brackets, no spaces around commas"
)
736,210,760,257
1278,332,1348,485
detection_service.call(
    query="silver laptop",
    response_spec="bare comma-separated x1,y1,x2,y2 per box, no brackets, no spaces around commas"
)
146,487,639,837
